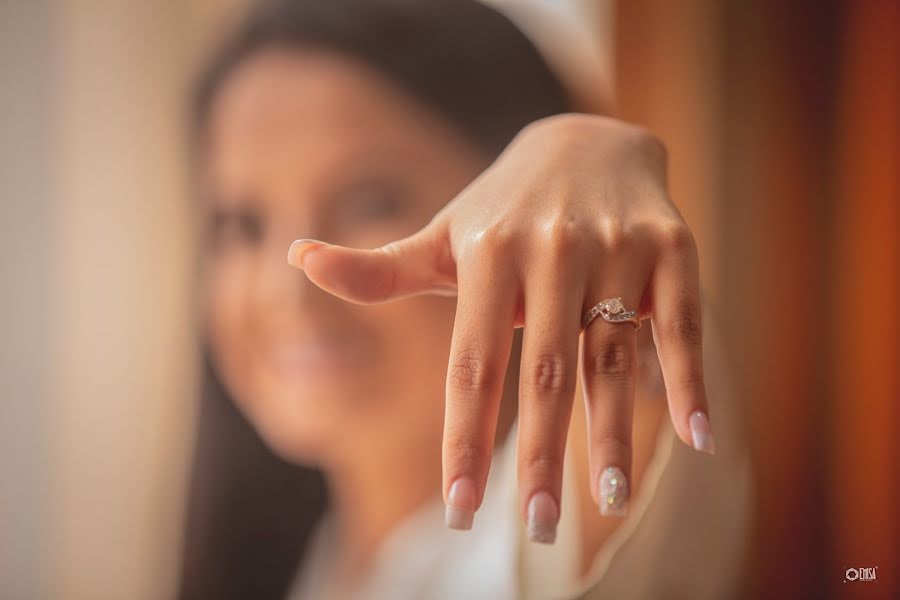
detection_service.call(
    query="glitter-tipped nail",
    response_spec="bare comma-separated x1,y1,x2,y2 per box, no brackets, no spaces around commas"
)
599,466,629,517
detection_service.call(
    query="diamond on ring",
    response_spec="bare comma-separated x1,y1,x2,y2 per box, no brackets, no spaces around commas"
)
582,297,641,331
601,298,625,316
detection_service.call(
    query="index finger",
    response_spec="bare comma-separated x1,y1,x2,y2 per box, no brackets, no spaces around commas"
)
442,252,518,529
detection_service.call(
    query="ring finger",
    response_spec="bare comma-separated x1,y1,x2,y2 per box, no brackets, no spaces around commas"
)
579,264,651,517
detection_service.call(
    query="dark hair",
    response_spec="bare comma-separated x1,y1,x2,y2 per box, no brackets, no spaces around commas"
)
192,0,571,157
180,1,571,598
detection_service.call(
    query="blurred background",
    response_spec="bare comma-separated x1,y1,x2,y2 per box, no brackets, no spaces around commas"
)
0,0,896,598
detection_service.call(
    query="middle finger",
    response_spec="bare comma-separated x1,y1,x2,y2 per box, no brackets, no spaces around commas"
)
517,240,584,544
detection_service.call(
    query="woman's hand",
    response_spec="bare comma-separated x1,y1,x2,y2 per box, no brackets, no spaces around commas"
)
287,113,715,540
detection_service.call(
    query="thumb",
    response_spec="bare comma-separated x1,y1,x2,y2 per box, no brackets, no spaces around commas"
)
286,220,456,304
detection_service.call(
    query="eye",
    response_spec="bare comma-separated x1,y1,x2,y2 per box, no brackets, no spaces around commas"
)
209,206,264,249
337,180,408,222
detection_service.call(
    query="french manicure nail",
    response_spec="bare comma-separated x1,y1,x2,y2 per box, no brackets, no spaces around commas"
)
689,410,717,454
599,466,629,517
287,239,325,269
445,478,476,530
527,491,559,544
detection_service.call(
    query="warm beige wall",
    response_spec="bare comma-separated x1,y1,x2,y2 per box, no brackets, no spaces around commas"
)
1,2,58,597
2,0,204,598
48,1,198,598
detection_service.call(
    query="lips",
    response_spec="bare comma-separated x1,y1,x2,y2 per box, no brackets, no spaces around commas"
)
265,335,364,377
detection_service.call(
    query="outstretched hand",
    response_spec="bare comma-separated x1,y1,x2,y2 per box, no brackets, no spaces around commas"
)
287,114,714,539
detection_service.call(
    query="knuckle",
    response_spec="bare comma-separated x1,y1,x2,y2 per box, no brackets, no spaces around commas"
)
540,219,582,258
520,450,563,477
591,431,632,460
666,306,703,348
483,225,518,256
597,216,628,253
448,350,498,397
656,221,697,255
459,226,515,263
525,352,572,396
589,341,634,380
444,437,488,469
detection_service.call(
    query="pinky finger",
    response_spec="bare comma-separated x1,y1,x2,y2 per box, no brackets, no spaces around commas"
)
650,232,716,454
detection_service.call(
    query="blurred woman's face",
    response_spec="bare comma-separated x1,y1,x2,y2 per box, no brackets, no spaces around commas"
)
200,48,485,464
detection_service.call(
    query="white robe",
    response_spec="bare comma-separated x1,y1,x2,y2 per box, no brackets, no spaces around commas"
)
289,314,753,600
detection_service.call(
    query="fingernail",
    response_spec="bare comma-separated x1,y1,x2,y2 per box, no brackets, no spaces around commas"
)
599,466,629,517
527,491,559,544
689,410,717,454
287,239,325,269
445,478,476,530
